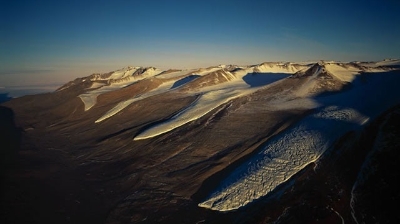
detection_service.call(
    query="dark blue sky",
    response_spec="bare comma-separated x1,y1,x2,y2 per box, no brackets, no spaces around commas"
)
1,0,399,86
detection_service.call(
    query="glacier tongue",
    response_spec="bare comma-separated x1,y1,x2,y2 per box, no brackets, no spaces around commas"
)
198,106,369,211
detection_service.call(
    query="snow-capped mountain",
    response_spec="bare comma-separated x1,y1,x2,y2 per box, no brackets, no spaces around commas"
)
1,59,400,223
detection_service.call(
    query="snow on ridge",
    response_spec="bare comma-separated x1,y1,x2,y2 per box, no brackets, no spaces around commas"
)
78,67,164,111
180,69,239,90
191,66,224,76
324,63,361,82
90,66,142,81
323,62,391,83
107,67,163,85
76,63,297,111
87,82,106,89
374,59,400,67
79,60,397,115
291,63,327,97
97,63,319,129
87,66,162,84
360,59,400,65
253,62,309,74
339,59,400,69
156,69,197,79
293,62,389,85
111,66,142,79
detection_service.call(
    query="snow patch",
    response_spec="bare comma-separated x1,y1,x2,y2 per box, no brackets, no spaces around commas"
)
255,63,308,74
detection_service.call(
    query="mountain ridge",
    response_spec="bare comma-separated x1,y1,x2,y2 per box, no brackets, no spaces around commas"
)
1,59,399,223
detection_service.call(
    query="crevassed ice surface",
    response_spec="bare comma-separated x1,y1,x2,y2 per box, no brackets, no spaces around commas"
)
198,106,369,211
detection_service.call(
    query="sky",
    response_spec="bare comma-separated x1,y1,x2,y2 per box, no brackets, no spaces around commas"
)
1,0,400,89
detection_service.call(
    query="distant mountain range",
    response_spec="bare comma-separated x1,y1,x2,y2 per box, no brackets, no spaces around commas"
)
1,59,399,223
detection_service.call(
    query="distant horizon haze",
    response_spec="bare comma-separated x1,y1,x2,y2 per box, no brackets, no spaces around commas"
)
1,0,399,87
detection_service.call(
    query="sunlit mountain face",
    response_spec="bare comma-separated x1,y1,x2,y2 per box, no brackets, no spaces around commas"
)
1,59,400,223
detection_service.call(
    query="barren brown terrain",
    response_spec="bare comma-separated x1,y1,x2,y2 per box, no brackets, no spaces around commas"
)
1,62,399,223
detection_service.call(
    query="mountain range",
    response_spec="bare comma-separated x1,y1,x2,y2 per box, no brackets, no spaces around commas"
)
1,59,400,223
